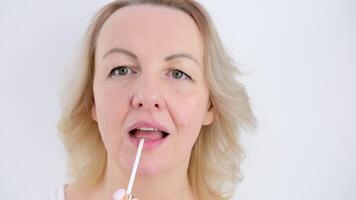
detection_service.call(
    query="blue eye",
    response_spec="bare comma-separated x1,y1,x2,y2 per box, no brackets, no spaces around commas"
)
109,66,135,77
170,69,192,80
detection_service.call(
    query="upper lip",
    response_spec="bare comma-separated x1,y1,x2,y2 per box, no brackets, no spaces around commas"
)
127,120,170,134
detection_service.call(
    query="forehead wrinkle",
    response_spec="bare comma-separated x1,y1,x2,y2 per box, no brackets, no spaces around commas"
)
96,4,203,67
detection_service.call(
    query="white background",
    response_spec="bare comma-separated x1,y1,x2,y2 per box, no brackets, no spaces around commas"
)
0,0,355,199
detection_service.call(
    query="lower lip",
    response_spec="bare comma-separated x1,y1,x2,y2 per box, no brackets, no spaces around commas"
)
127,134,169,150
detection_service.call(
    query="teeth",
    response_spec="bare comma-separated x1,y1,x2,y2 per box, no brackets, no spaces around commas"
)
138,127,159,131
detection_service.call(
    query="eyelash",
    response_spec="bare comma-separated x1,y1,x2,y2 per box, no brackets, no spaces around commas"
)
108,65,136,77
108,66,193,81
168,69,193,80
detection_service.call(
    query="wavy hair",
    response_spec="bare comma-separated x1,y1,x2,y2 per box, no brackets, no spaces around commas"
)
57,0,256,199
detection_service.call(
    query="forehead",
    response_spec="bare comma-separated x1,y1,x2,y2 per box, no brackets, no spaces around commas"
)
95,4,203,61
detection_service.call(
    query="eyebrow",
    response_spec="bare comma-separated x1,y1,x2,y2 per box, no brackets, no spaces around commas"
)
102,48,200,66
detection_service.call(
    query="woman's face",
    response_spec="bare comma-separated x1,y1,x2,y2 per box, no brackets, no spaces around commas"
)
92,5,214,176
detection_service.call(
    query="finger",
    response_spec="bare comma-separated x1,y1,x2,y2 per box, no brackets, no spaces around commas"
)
112,188,126,200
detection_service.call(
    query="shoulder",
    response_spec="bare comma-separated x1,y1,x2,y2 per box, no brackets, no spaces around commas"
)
30,186,65,200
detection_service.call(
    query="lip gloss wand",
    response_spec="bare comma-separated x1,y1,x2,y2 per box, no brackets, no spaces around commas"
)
124,138,145,200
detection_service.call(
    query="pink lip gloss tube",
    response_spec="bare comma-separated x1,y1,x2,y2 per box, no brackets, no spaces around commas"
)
124,138,145,200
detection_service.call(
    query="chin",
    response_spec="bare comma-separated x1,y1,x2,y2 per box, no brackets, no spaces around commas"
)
135,157,172,177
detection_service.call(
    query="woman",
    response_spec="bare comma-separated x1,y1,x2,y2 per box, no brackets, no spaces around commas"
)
36,0,256,199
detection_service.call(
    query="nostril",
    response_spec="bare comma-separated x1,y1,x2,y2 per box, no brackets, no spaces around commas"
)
154,104,159,108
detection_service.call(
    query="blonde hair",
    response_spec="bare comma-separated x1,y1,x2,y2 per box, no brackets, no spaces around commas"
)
58,0,256,199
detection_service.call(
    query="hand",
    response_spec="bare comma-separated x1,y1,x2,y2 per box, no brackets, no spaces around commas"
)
112,189,139,200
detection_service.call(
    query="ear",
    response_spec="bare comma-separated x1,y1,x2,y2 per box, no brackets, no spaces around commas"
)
91,102,97,122
203,102,214,125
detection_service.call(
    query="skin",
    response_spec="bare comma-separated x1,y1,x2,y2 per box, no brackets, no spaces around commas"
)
66,4,214,200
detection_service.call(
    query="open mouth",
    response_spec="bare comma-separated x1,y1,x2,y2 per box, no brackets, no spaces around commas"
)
128,127,170,140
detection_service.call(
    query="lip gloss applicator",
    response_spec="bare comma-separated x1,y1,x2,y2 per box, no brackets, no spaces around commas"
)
124,138,145,200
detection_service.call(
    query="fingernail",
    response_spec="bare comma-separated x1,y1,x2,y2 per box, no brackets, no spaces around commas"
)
112,189,126,200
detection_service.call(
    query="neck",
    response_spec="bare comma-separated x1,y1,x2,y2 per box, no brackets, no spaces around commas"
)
89,156,196,200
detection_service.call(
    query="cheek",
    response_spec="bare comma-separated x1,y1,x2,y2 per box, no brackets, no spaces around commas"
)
166,93,209,165
93,85,131,151
95,87,128,125
166,82,209,125
169,90,209,139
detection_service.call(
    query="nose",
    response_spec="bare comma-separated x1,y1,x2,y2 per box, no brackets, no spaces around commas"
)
131,76,164,111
